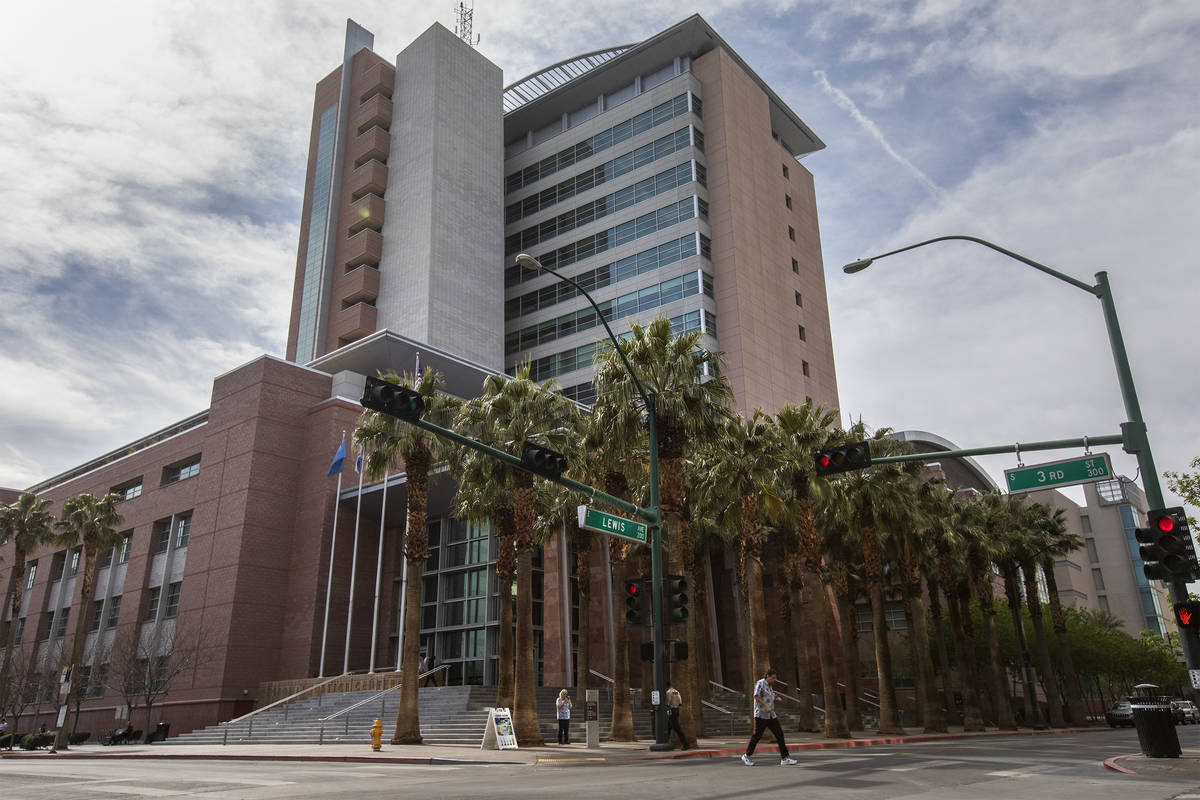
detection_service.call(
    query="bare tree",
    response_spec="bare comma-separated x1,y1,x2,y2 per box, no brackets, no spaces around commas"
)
0,646,41,748
103,621,209,741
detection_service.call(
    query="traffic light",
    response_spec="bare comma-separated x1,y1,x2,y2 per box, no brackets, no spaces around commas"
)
625,579,648,628
361,375,425,421
814,440,872,476
639,641,655,662
667,575,689,624
1137,507,1199,582
521,442,568,479
669,639,689,662
1174,601,1200,630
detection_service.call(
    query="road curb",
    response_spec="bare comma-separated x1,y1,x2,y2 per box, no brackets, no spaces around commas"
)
1103,754,1137,774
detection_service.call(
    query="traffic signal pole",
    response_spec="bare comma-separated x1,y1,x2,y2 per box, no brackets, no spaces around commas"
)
845,236,1200,672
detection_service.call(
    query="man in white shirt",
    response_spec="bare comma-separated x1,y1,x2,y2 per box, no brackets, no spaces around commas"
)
741,667,797,766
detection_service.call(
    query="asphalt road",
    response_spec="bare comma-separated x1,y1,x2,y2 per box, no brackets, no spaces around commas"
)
3,727,1200,800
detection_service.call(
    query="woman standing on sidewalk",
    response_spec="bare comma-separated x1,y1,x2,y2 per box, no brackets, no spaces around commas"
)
742,668,797,766
556,689,573,744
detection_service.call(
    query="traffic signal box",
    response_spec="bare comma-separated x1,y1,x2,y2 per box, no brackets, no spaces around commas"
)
625,579,648,628
521,442,568,479
814,441,872,476
361,375,425,421
667,575,689,624
1137,507,1200,582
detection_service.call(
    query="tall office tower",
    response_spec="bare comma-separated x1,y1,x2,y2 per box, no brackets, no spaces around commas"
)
501,16,838,414
286,21,504,370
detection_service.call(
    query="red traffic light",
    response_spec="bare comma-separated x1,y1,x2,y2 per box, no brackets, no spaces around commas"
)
817,454,831,468
1157,515,1175,533
625,581,639,596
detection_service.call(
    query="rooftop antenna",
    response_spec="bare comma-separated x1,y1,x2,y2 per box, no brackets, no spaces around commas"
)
454,2,481,47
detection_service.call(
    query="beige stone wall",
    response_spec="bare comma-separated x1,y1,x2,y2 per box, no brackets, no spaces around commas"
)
692,48,840,419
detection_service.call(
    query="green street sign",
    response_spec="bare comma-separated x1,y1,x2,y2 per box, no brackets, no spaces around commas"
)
1005,453,1113,493
577,505,647,545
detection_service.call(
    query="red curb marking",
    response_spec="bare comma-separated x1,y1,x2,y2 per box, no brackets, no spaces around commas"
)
1103,755,1136,774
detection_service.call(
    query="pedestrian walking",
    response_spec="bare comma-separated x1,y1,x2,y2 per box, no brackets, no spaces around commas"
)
665,682,691,749
741,667,797,766
556,689,572,744
422,652,439,687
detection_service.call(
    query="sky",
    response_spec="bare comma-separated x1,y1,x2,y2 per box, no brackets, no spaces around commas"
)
1,0,1197,519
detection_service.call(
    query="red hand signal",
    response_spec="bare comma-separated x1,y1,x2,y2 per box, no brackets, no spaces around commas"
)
1181,608,1193,626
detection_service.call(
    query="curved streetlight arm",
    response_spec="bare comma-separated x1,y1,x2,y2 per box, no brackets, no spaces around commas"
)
515,254,654,412
847,235,1099,296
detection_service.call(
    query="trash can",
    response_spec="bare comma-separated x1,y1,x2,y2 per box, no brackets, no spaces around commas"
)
1131,700,1180,758
155,722,170,742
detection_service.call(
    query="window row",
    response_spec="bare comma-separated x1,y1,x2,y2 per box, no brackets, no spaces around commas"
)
506,233,708,316
513,309,715,382
505,270,713,356
505,93,696,193
505,126,698,224
108,454,201,501
505,161,702,256
505,197,705,281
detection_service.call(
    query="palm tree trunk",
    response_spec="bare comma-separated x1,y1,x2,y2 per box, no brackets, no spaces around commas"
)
679,516,703,737
1042,555,1088,726
783,551,817,731
973,550,1017,730
1021,560,1065,728
815,575,850,738
691,545,713,728
392,450,430,744
949,583,987,731
608,541,635,740
906,578,946,732
861,524,903,734
666,506,700,742
574,528,591,692
392,554,424,743
513,547,543,745
1002,564,1035,726
835,590,863,730
494,506,515,710
926,576,957,725
0,548,27,695
56,544,98,750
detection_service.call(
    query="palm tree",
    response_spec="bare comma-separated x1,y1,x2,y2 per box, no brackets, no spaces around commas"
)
775,401,848,738
53,492,124,749
935,491,987,731
1015,502,1067,728
0,493,56,697
696,411,779,683
904,481,947,732
592,315,732,740
354,368,460,745
837,429,917,735
1036,506,1088,725
458,363,576,746
969,493,1017,729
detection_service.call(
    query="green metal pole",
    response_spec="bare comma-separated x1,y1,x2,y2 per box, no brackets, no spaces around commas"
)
515,254,670,748
1093,272,1199,668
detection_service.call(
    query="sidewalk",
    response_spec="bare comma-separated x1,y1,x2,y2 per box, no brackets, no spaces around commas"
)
1,724,1119,767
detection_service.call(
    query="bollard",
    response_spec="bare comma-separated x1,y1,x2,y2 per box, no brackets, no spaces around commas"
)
371,718,383,752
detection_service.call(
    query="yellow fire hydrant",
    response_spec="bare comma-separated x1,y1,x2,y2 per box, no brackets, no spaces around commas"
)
371,718,383,751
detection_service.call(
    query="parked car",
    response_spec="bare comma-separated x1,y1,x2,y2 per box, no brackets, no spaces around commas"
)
1106,700,1134,727
1171,700,1200,724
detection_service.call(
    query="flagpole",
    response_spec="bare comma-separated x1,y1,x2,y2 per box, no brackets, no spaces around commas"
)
319,432,347,678
344,444,366,675
368,468,389,673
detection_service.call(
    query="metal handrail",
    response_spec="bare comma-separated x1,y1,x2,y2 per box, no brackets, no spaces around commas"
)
702,699,736,736
222,674,346,728
709,680,745,697
317,665,449,744
589,669,614,685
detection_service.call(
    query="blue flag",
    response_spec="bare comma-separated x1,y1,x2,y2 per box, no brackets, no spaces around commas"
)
355,454,363,474
328,438,346,476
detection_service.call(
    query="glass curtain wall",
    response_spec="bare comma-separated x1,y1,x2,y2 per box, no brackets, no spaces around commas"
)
403,516,545,685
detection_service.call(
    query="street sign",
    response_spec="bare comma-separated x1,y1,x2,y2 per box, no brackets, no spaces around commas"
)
1004,453,1113,493
577,505,648,544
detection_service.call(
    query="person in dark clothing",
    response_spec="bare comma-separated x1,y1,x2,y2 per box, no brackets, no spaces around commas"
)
422,653,439,686
742,668,797,766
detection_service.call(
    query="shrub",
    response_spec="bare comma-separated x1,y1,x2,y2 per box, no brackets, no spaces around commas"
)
0,732,17,748
20,732,54,750
69,731,91,745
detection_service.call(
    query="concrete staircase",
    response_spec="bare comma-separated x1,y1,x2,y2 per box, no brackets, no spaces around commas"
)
166,685,497,747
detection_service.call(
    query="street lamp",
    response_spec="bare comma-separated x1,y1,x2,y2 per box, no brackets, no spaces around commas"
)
843,234,1198,670
514,253,672,750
